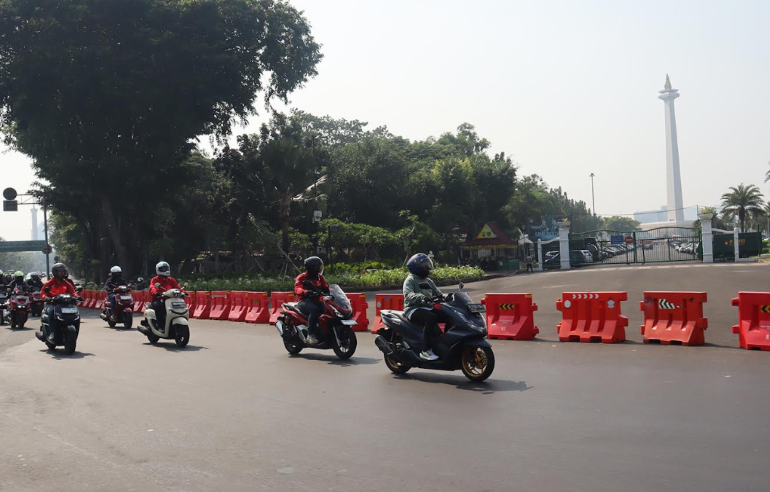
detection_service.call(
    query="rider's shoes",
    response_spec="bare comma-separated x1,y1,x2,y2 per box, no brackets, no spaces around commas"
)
420,349,439,361
305,334,320,345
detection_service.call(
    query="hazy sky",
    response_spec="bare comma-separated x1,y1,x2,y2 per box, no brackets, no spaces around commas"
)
2,0,769,240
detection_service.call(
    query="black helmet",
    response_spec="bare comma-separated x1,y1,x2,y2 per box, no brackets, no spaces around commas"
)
304,256,324,275
51,263,68,279
407,253,434,278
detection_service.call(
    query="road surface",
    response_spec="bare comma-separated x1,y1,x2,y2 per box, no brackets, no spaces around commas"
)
1,262,769,491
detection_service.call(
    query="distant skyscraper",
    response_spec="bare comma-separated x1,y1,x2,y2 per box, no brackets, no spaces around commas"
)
658,74,685,224
31,207,39,240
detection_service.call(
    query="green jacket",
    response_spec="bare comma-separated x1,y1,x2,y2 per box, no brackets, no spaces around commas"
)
403,273,442,316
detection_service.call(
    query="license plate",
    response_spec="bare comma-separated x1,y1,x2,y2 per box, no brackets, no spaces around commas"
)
341,319,357,326
467,303,485,313
61,307,78,314
172,302,186,308
121,295,133,301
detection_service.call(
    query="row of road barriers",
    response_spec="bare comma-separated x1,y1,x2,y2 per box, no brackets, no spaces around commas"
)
371,292,770,351
79,289,770,351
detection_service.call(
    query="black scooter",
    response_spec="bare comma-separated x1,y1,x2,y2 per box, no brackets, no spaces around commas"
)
374,283,495,382
35,293,82,355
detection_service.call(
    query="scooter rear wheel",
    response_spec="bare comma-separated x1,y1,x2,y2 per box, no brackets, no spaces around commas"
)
384,354,410,374
460,345,495,382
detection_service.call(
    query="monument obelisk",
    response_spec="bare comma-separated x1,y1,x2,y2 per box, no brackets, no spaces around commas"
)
658,74,685,224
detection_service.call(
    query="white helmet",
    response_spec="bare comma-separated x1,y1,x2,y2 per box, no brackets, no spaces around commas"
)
110,266,122,274
156,261,171,277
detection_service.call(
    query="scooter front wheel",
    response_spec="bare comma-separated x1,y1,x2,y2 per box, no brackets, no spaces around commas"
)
284,339,303,355
123,312,133,329
460,345,495,382
174,326,190,348
332,326,357,360
147,333,160,344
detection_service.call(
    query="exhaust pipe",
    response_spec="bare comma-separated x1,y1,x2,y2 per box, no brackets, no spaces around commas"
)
374,335,394,356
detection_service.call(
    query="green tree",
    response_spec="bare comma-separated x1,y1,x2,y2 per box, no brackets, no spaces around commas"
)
721,184,765,232
602,216,641,231
0,0,321,275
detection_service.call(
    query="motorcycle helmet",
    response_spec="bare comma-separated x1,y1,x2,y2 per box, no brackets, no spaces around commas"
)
31,271,40,280
110,265,122,279
407,253,434,278
156,261,171,277
304,256,324,275
51,263,68,279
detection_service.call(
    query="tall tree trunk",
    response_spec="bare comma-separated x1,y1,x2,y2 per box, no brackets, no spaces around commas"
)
100,194,132,275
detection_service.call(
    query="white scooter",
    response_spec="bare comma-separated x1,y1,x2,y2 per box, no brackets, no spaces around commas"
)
138,285,190,347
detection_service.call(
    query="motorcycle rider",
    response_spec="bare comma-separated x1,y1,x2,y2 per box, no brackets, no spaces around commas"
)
149,261,183,329
6,271,29,295
103,266,128,315
26,271,44,291
403,253,447,361
294,256,329,345
40,263,76,340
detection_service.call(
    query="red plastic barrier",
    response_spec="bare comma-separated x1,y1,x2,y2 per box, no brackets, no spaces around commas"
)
227,291,248,322
244,292,270,324
556,292,628,343
372,294,404,334
269,292,295,325
192,292,211,319
732,292,770,351
133,290,145,313
82,290,94,309
208,291,231,321
138,291,149,314
79,290,91,309
347,293,369,332
88,290,100,309
184,291,196,312
483,293,539,340
95,291,106,311
640,291,708,346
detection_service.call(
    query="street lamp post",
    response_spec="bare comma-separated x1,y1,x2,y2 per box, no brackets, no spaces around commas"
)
589,173,596,215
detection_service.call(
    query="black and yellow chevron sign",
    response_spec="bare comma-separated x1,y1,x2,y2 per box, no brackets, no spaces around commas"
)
761,305,770,314
500,303,519,310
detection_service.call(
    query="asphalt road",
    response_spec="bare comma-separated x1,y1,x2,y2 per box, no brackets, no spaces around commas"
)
2,262,769,492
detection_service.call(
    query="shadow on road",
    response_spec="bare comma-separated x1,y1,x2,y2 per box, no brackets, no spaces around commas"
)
143,342,209,352
294,352,380,366
39,349,96,360
393,372,532,394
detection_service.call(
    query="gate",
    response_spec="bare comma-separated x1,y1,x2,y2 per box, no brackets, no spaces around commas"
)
570,227,701,267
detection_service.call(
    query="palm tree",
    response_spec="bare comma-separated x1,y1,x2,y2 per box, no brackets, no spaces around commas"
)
764,161,770,184
721,184,765,232
693,206,718,229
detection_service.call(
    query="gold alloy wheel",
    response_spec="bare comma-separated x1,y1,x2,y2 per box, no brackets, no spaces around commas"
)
462,346,488,377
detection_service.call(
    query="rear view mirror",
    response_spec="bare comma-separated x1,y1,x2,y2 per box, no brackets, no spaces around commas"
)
137,277,144,283
419,282,430,289
76,287,83,293
183,283,188,288
458,282,464,290
154,282,161,288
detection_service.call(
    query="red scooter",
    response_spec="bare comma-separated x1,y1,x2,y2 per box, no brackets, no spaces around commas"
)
30,290,44,317
100,285,135,329
274,284,358,360
6,286,30,329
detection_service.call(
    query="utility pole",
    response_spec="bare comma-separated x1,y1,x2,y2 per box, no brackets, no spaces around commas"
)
590,173,596,215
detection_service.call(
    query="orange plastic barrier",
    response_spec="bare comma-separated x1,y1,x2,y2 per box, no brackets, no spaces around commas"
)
269,292,295,325
80,290,91,309
227,291,248,322
732,292,770,351
347,293,369,332
372,294,404,334
208,291,231,321
244,292,270,324
192,292,211,319
95,291,106,311
483,293,539,340
640,291,708,345
556,292,628,343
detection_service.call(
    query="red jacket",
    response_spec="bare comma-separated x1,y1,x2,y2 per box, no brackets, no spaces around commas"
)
42,277,76,298
149,276,182,297
294,272,329,299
